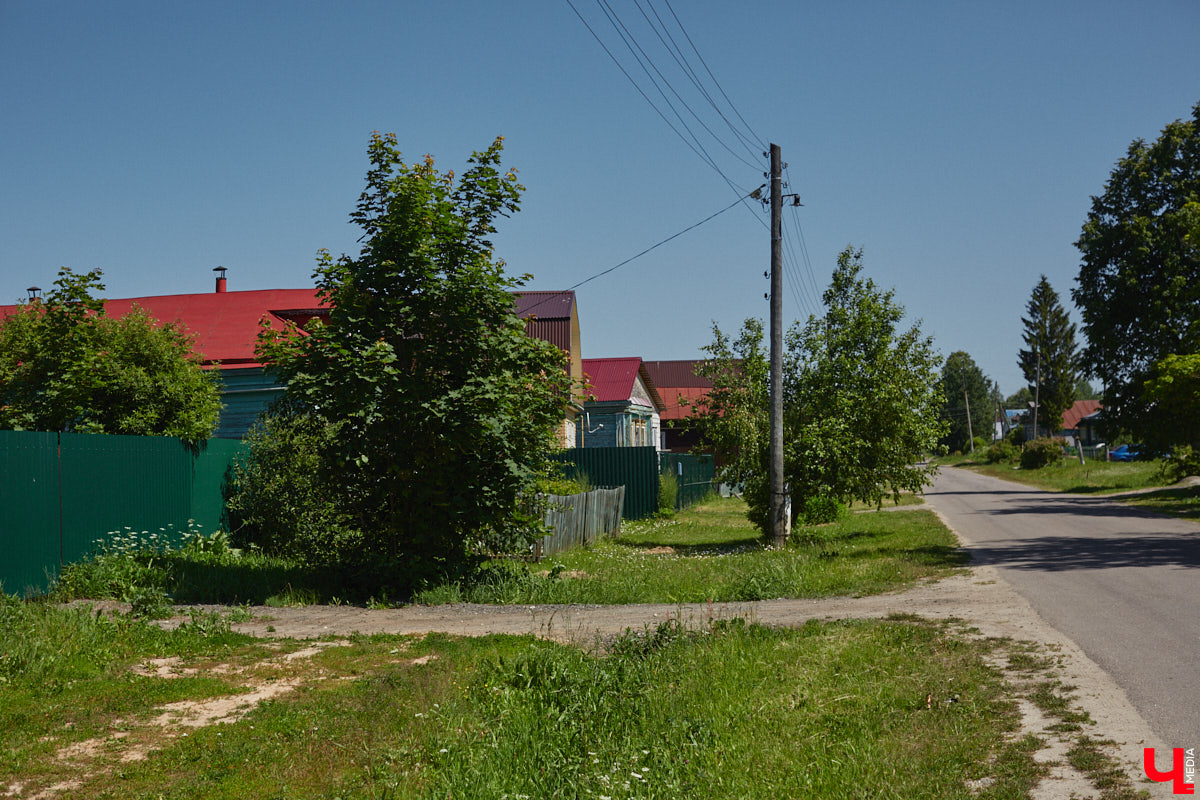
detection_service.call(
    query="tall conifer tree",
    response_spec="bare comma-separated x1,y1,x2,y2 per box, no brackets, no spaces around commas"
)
1018,276,1078,435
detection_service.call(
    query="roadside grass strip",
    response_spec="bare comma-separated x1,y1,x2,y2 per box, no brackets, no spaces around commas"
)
1122,484,1200,521
3,601,1062,800
950,457,1170,495
416,498,966,605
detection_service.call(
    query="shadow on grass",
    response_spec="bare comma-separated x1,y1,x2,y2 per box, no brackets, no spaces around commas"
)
165,557,415,605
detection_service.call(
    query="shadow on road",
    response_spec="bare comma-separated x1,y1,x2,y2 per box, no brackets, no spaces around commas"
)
965,533,1200,571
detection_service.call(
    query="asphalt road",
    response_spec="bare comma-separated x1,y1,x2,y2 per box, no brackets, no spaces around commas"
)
925,466,1200,750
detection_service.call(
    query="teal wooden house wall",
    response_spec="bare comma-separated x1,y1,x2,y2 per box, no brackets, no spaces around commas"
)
214,367,284,439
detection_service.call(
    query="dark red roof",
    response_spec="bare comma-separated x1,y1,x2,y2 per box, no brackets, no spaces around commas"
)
642,360,713,420
513,290,574,321
582,357,665,411
642,360,713,389
1062,399,1102,430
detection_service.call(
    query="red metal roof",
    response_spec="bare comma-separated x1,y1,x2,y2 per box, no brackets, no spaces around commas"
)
1062,399,1102,430
642,360,713,420
582,357,665,411
0,288,326,368
642,360,713,389
2,286,577,370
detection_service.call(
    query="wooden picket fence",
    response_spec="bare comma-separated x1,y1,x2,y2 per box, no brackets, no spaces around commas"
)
531,486,625,560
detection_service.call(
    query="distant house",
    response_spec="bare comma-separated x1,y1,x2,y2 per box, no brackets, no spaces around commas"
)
1061,400,1103,446
512,290,585,448
2,275,586,443
642,359,713,453
578,357,666,449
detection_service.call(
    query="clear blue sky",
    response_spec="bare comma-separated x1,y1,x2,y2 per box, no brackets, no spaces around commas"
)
2,1,1197,396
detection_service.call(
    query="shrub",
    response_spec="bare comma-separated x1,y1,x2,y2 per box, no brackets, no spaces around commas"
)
226,409,363,567
1161,444,1200,483
1020,438,1066,469
1006,427,1026,446
986,440,1019,464
970,436,989,453
799,495,845,525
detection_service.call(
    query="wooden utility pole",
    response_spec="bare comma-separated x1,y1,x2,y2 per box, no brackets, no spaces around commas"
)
769,143,790,547
961,367,975,453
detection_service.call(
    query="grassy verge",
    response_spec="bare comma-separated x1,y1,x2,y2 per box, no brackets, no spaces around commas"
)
414,497,966,604
939,455,1200,520
53,497,965,608
2,598,1049,800
947,457,1170,494
1121,484,1200,521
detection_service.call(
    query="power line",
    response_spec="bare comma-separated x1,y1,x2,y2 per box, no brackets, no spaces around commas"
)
517,193,749,318
594,0,756,184
662,0,765,150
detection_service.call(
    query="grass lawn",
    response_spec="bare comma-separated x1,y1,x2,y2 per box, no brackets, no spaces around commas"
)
1,596,1055,800
414,497,966,605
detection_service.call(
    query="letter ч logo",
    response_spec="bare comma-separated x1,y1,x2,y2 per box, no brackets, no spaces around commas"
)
1144,748,1196,795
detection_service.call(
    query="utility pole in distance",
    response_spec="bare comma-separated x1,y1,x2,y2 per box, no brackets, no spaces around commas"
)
769,143,790,547
960,366,975,453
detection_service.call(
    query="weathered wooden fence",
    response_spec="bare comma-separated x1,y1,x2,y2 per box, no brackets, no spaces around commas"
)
531,486,625,560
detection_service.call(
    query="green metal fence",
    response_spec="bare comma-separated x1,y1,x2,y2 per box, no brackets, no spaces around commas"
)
550,446,660,519
548,447,716,520
659,452,716,509
0,431,245,597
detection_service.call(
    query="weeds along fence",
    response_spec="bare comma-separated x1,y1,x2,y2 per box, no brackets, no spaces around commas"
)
0,430,245,597
549,446,715,519
531,486,625,560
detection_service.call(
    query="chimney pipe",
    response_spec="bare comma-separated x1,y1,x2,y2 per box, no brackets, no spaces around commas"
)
213,266,227,293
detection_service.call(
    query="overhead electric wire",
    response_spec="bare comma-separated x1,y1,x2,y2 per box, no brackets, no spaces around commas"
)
517,194,749,318
563,0,727,179
662,0,765,150
633,0,761,165
595,0,757,180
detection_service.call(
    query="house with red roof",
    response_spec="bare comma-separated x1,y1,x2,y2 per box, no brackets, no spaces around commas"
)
578,357,666,449
2,274,586,444
642,359,714,453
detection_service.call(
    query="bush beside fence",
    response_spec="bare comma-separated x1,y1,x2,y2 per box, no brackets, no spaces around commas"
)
531,486,625,559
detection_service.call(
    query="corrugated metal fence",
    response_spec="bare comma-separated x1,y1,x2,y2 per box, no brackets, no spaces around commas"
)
532,486,625,559
0,430,245,596
659,452,716,509
549,446,716,519
551,446,660,519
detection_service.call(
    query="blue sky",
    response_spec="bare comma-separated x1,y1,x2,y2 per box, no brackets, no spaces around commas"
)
2,1,1197,396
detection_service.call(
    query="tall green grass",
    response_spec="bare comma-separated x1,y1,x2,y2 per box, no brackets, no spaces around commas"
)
415,499,966,605
7,616,1046,799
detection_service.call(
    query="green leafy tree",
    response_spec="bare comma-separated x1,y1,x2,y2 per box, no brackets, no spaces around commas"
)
696,247,945,537
939,351,991,452
1018,276,1078,435
1005,386,1033,408
1073,101,1200,446
257,134,571,580
1143,353,1200,449
0,268,220,440
1074,378,1102,401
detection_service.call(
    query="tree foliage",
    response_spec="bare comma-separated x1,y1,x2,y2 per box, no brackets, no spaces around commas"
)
696,247,945,537
939,351,991,452
0,268,220,440
1073,101,1200,446
1142,353,1200,449
255,134,571,580
1018,275,1078,435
